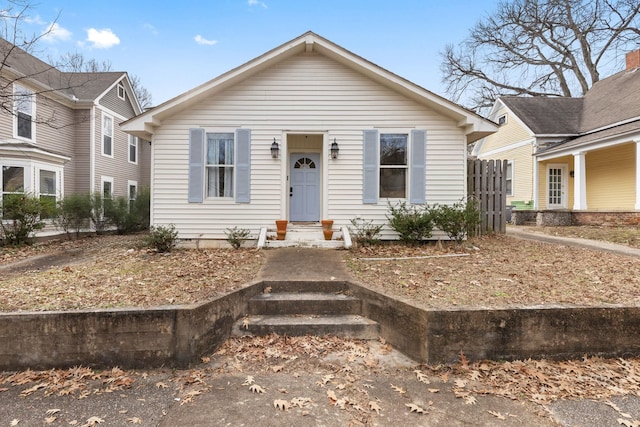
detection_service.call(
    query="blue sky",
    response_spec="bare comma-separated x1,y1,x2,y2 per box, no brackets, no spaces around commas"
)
21,0,499,106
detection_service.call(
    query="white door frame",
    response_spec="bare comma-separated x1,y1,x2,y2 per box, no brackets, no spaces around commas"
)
289,152,321,221
546,163,568,209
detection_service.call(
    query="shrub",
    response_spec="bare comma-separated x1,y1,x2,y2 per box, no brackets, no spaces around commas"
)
104,196,131,234
348,217,382,247
432,198,482,243
386,200,433,244
89,192,110,234
145,224,178,253
0,193,47,245
130,187,150,231
55,193,92,239
225,226,250,249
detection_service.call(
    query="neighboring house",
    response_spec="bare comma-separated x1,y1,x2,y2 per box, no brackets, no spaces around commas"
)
122,32,496,243
473,49,640,225
0,38,149,218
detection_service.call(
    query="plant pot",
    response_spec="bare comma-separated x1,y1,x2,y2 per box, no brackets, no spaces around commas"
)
277,230,287,240
321,220,333,231
275,220,288,232
323,229,333,240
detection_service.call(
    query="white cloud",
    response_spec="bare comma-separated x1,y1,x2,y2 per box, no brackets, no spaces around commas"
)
41,22,72,43
194,35,218,46
24,14,46,25
248,0,268,8
86,28,120,49
143,23,158,36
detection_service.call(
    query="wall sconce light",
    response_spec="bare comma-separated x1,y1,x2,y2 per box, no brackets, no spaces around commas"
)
330,138,339,159
569,170,575,178
270,138,280,159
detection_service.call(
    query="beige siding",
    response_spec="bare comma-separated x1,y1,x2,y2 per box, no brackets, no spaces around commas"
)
585,143,636,210
500,144,535,205
71,109,91,194
538,156,574,210
152,52,466,239
100,82,136,118
478,106,531,154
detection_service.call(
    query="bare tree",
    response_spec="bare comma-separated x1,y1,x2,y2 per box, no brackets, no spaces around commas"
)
128,74,152,109
441,0,640,111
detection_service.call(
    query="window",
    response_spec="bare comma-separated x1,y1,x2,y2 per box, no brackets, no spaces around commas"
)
379,133,407,198
117,83,125,100
39,169,57,218
128,181,137,210
15,85,35,140
1,166,24,216
101,176,113,199
206,132,234,198
497,114,507,126
103,114,113,157
506,161,513,196
128,135,138,164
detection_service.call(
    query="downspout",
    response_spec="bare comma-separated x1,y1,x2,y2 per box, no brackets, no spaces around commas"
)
89,105,96,194
533,142,539,210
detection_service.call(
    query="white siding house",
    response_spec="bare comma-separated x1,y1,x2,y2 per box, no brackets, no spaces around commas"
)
122,32,496,242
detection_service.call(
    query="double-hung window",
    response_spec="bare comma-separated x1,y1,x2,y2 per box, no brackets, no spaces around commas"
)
206,133,234,198
506,161,513,196
103,114,113,157
15,85,35,140
39,169,57,218
379,133,408,198
128,135,138,164
1,166,25,217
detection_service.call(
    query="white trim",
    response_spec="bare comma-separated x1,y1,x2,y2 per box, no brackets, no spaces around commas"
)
117,83,125,100
635,141,640,210
101,112,114,158
533,158,539,209
537,130,640,160
90,105,96,194
127,180,138,205
479,138,534,157
572,152,587,210
505,160,514,197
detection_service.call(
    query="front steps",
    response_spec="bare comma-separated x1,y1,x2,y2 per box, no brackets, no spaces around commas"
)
233,282,380,340
260,223,348,249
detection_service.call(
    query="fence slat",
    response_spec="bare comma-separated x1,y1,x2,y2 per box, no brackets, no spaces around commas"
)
467,158,507,235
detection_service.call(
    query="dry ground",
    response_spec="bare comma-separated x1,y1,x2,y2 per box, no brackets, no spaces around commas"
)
1,226,639,312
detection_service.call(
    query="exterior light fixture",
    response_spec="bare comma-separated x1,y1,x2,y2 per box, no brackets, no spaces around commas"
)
270,138,280,159
330,138,339,159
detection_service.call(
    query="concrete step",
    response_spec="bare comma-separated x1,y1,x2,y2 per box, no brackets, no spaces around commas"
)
249,292,361,315
234,314,380,339
259,280,350,293
264,239,345,249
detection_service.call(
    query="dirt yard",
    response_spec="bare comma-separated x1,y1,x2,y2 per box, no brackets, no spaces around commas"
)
0,225,639,312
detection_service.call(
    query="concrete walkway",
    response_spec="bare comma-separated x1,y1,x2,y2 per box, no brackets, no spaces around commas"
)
507,225,640,257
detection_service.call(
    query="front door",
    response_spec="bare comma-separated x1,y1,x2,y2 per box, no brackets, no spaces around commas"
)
547,164,567,208
290,153,320,222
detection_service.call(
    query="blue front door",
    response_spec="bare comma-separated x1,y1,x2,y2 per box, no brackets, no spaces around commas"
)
290,153,320,222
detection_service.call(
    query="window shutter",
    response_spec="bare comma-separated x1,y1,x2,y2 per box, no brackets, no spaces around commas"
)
363,129,379,204
235,128,251,203
409,129,426,204
188,128,205,203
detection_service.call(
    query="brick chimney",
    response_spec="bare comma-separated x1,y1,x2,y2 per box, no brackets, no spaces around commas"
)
626,49,640,71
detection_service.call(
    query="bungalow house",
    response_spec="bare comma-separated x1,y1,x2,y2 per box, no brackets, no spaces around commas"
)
473,50,640,225
122,32,496,244
0,37,149,218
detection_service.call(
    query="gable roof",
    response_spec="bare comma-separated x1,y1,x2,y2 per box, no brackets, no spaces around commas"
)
0,37,137,109
122,31,497,143
500,96,583,135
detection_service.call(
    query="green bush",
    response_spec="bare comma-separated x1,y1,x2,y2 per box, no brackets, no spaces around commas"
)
55,193,92,239
386,201,433,244
104,196,131,234
145,224,178,253
130,187,150,231
0,193,47,245
89,192,110,235
432,198,482,243
225,226,250,249
348,217,382,247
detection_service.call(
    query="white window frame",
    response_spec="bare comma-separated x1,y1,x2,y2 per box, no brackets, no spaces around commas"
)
205,132,235,199
546,164,567,209
128,135,138,164
102,113,114,158
1,161,63,217
101,176,114,199
14,84,36,142
497,114,507,126
117,82,125,100
379,132,409,199
128,180,137,207
506,160,514,196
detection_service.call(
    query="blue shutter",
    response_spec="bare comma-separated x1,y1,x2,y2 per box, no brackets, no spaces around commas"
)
409,129,426,204
363,129,379,204
235,128,251,203
188,128,205,203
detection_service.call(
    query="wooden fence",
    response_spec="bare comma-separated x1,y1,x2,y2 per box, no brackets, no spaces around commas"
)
467,159,508,234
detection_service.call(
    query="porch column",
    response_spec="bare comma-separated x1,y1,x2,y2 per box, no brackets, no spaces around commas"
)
635,140,640,210
573,151,587,210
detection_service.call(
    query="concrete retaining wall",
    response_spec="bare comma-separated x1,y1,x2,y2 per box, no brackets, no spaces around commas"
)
1,280,639,370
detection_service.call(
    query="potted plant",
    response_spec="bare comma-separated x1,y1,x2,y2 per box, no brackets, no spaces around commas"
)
275,220,287,240
323,229,333,240
321,219,333,230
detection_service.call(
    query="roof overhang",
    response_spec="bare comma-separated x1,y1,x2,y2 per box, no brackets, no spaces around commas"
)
0,141,71,164
122,32,497,142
